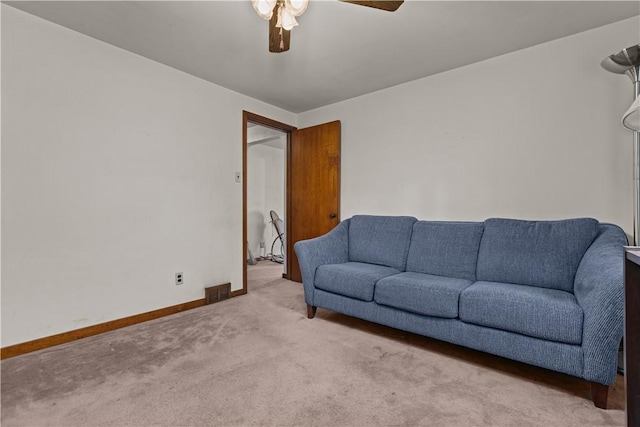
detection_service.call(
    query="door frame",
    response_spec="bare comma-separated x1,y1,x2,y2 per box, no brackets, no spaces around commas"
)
239,111,297,296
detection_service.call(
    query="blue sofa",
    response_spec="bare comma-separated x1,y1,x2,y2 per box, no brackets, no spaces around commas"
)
294,215,627,408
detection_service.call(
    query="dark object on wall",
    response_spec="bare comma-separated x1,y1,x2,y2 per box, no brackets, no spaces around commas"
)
205,283,231,305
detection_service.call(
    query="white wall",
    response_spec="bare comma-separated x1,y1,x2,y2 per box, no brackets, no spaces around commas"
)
1,5,295,346
3,4,638,347
247,142,285,259
298,17,640,238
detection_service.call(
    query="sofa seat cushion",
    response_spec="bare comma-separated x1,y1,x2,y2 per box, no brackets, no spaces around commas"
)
349,215,417,270
476,218,599,292
315,262,401,302
375,272,473,318
406,221,484,281
459,281,583,345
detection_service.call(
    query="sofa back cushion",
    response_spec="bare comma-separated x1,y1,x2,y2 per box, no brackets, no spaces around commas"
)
406,221,484,281
476,218,599,292
348,215,417,270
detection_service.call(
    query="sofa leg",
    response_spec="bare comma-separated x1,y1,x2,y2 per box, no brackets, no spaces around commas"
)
590,382,609,409
307,305,317,319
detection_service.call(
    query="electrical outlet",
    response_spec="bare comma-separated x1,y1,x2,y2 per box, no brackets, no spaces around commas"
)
260,240,265,248
235,172,241,183
175,272,184,286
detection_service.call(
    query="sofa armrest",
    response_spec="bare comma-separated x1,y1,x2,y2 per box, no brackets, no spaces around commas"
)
293,219,350,306
574,223,627,384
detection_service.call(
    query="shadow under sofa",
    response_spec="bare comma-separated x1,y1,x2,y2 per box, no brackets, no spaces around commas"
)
294,215,627,409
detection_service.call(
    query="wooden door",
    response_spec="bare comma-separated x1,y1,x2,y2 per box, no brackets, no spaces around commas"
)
286,121,341,283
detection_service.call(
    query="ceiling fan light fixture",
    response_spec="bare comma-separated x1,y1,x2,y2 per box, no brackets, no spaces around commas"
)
252,0,276,20
286,0,309,16
623,97,640,132
258,0,402,53
277,7,298,31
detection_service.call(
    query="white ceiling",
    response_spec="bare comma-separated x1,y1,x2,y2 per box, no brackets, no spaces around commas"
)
5,1,640,113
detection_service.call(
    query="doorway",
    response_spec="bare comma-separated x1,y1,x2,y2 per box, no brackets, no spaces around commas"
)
242,112,296,294
246,122,288,289
241,111,341,295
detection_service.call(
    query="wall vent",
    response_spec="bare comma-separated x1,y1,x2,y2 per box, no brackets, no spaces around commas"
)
204,283,231,305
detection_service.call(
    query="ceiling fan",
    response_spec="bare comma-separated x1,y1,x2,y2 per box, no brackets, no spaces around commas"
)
251,0,404,53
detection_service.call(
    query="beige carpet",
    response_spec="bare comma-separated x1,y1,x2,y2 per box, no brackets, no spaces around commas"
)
1,260,626,426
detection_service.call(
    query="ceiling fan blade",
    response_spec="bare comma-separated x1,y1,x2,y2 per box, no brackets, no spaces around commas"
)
269,13,290,53
340,0,404,12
